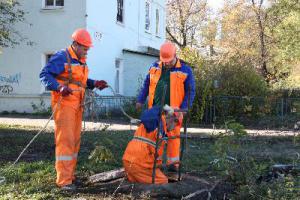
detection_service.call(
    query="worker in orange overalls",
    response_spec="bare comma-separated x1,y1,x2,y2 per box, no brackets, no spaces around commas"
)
123,106,183,184
135,41,196,178
40,28,108,191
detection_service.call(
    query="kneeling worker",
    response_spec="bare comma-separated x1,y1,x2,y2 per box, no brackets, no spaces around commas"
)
122,106,182,184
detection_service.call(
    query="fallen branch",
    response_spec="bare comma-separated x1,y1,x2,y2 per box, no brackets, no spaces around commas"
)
182,189,211,200
87,168,125,184
182,181,221,200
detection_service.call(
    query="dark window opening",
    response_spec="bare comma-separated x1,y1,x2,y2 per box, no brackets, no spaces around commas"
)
45,0,64,7
117,0,124,23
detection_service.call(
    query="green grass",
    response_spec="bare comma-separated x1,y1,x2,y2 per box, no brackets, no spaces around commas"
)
0,125,300,199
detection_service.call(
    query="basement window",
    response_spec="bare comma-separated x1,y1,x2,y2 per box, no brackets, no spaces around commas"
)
43,0,64,9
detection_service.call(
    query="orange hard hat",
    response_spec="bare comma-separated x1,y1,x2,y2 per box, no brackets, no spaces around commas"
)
71,28,93,47
160,42,176,62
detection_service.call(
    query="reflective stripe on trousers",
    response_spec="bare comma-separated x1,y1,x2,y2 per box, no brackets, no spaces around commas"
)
167,156,180,163
56,153,78,161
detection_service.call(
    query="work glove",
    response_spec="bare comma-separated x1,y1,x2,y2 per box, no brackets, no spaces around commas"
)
57,85,73,97
94,80,108,90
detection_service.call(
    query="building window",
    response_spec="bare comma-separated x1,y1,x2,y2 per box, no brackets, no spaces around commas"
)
145,0,151,32
46,54,53,63
117,0,124,23
43,0,64,8
115,59,121,94
41,53,54,94
155,8,160,36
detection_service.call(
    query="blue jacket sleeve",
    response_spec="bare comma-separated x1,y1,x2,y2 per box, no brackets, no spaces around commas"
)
180,67,196,109
39,51,66,91
137,73,150,104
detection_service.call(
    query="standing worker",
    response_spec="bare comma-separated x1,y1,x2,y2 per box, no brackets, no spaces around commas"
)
136,41,196,177
40,28,108,191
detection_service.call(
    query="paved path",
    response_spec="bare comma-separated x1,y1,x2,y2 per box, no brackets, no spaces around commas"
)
0,117,296,136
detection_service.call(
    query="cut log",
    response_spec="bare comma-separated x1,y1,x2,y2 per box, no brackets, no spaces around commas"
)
87,168,125,184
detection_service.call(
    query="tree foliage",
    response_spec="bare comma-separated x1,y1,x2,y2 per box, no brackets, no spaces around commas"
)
166,0,299,94
218,0,268,77
166,0,209,49
217,0,300,85
0,0,25,50
267,0,300,89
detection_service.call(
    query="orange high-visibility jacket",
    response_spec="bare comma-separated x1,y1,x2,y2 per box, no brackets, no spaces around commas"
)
40,46,96,108
137,59,196,109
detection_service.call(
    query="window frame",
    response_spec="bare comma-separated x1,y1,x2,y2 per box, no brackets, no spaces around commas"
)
155,8,160,37
116,0,125,24
145,0,151,33
42,0,64,10
40,53,54,94
114,59,123,95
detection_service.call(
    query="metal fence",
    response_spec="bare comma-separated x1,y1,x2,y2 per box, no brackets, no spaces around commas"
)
83,94,300,128
200,96,300,128
83,95,137,120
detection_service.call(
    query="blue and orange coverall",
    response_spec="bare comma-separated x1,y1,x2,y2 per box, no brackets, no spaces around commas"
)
123,106,182,184
137,59,195,166
40,46,96,187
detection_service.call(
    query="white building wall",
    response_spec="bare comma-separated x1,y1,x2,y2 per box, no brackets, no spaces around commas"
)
86,0,165,95
0,0,86,112
122,51,158,96
0,0,166,113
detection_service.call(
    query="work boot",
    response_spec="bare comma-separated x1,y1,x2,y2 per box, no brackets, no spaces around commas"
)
60,184,77,192
73,178,84,187
167,164,179,173
166,164,180,182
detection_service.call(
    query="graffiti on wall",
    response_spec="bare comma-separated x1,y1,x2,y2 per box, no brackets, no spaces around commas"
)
0,73,21,84
0,73,21,95
0,85,13,94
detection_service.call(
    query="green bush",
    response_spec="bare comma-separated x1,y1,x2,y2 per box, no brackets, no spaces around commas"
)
179,48,269,124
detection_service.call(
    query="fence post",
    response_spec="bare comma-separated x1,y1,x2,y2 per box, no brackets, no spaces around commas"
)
281,98,284,121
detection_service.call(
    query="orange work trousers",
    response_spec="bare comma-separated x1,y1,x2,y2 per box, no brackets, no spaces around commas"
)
53,103,83,187
123,160,168,184
165,122,181,165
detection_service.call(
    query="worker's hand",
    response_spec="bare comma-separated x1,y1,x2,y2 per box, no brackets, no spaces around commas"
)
175,112,184,122
58,85,73,97
136,102,143,110
94,80,108,90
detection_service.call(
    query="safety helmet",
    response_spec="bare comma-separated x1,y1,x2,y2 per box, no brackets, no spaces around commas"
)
71,28,93,47
160,42,176,62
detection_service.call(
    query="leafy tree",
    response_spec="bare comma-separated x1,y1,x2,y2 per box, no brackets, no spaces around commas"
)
201,19,218,56
0,0,25,52
267,0,300,89
166,0,209,49
217,0,299,85
218,1,266,75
